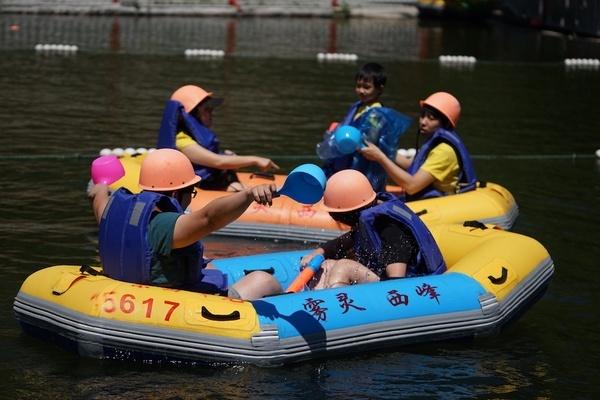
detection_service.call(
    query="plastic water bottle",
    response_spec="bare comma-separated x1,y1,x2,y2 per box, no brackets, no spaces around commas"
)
316,133,343,160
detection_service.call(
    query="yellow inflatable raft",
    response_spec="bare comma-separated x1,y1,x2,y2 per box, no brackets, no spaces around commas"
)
14,223,552,366
107,154,519,242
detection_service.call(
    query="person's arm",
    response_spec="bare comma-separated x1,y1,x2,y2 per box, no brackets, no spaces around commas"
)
300,230,355,266
172,183,276,248
88,183,110,223
359,141,435,194
180,142,279,171
378,222,417,279
394,153,413,169
385,263,407,278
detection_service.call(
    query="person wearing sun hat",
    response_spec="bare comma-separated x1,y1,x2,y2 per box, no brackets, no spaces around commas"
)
157,84,279,192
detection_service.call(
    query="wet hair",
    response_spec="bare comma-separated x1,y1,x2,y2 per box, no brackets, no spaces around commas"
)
355,63,386,88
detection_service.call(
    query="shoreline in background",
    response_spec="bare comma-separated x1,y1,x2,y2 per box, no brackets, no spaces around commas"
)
0,0,419,19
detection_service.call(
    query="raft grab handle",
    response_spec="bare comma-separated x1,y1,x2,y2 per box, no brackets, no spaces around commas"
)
243,267,275,275
201,306,241,321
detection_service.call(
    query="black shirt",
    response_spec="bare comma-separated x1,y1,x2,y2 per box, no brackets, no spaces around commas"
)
321,216,419,276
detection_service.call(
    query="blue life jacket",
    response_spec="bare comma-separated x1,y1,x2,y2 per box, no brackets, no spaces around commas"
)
322,102,412,192
156,100,221,181
407,128,477,199
355,193,446,277
98,188,227,292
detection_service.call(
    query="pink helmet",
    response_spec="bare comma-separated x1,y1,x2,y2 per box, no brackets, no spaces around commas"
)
322,170,376,212
139,149,200,191
170,85,212,113
420,92,461,128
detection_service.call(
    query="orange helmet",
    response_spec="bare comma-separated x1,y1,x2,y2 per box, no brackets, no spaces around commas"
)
139,149,200,191
322,170,376,212
420,92,461,128
170,85,212,113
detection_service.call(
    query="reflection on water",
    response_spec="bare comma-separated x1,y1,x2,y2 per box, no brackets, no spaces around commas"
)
1,13,600,399
2,14,600,60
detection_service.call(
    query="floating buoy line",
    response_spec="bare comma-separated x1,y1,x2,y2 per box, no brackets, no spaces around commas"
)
2,148,599,161
29,45,600,73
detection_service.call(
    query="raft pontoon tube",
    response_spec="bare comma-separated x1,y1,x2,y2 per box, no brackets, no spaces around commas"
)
14,223,552,366
112,154,519,242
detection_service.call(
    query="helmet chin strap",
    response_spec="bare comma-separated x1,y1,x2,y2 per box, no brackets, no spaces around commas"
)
415,127,421,152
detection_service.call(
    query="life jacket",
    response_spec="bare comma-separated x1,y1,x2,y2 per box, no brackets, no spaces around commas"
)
354,193,446,277
406,128,477,199
322,103,412,192
98,188,227,292
156,100,221,181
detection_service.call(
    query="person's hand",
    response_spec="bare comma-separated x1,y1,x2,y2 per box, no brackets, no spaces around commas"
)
248,183,277,206
359,141,385,162
87,182,109,199
300,248,325,267
255,157,280,171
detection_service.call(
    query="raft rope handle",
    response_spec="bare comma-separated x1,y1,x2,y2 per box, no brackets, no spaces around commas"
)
201,306,241,321
415,209,428,216
79,264,102,276
463,220,488,230
250,172,276,181
243,267,275,275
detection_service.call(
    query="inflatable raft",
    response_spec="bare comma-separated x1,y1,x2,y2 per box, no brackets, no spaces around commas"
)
14,223,553,366
109,154,519,242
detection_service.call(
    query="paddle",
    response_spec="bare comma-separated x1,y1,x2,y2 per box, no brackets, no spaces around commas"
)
286,254,325,293
274,163,326,204
91,155,125,185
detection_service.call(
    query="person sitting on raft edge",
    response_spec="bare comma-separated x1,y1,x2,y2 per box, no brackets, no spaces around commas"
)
359,91,478,200
300,169,446,289
87,148,283,300
156,84,280,192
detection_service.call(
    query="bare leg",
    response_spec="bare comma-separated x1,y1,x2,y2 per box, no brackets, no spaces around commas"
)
325,259,379,288
230,271,282,300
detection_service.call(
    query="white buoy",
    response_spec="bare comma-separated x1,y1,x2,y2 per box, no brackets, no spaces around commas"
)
406,148,416,158
397,148,408,157
596,149,600,158
185,49,225,58
124,147,136,155
136,147,148,154
148,148,156,153
439,55,477,64
99,148,112,156
317,52,358,63
112,147,125,156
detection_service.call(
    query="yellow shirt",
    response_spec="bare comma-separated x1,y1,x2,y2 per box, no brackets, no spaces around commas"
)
420,143,459,194
353,102,382,121
175,131,197,150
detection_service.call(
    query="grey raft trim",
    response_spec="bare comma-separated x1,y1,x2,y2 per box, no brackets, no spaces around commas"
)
211,202,519,243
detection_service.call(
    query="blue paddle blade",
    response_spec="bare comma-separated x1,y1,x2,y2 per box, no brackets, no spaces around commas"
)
278,164,326,204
